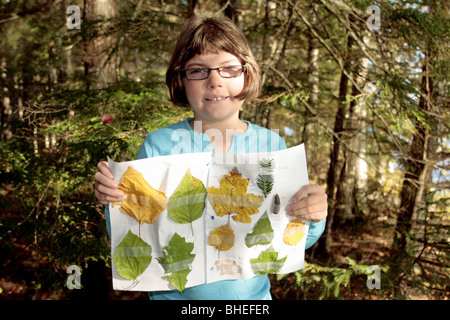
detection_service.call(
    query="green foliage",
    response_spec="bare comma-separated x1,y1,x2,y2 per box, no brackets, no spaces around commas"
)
0,79,191,295
275,258,388,300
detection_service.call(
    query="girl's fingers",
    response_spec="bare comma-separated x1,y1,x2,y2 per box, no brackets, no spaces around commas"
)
94,161,126,204
97,161,114,180
94,170,118,189
286,184,328,221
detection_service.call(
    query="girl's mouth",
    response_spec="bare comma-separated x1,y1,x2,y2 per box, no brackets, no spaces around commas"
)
205,96,228,102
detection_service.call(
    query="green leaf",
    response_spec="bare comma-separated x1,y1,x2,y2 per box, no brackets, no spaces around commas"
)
250,246,287,275
257,158,274,198
157,233,196,292
245,211,274,247
113,230,152,280
167,169,206,230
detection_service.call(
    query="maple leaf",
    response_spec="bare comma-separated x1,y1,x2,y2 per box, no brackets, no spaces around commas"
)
207,167,264,223
208,223,235,251
112,166,167,224
167,169,206,235
250,246,287,275
157,233,195,293
113,230,152,281
283,218,306,245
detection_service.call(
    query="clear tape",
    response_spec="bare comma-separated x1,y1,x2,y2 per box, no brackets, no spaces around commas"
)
159,257,195,273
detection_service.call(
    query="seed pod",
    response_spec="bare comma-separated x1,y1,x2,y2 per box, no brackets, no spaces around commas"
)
272,194,281,214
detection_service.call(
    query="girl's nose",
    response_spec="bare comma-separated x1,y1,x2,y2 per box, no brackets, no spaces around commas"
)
207,69,223,88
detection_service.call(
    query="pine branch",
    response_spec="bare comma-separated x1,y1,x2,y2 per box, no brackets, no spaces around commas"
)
257,158,275,198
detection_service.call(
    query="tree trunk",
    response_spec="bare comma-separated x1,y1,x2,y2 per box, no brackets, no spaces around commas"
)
334,52,369,224
394,64,432,252
302,3,319,169
318,36,350,254
83,0,118,90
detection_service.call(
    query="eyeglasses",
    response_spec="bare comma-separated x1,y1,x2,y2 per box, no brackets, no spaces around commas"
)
181,65,246,80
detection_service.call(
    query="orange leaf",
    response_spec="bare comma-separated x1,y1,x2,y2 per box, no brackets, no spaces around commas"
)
112,166,167,224
207,167,264,224
283,218,306,245
208,223,235,251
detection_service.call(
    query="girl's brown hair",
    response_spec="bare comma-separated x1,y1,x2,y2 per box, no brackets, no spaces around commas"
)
166,16,261,107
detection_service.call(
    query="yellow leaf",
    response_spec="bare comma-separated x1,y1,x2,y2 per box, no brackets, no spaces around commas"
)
112,166,167,224
207,168,264,224
283,218,306,246
208,223,235,251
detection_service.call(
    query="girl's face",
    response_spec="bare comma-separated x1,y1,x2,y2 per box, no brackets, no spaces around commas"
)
182,50,245,126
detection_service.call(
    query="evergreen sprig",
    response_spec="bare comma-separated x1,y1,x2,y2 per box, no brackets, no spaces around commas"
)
257,158,274,198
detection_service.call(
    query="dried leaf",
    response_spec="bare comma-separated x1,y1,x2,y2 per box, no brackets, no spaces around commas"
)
208,223,235,251
250,246,287,275
167,169,206,226
245,211,274,247
283,218,306,245
112,166,167,224
157,233,195,292
215,259,242,275
207,168,264,223
113,230,152,281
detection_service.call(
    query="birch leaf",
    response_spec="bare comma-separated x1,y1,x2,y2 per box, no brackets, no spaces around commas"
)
207,167,264,223
112,166,167,224
250,246,287,275
113,230,152,280
245,211,274,247
167,169,206,225
208,223,235,251
157,233,195,293
283,218,306,245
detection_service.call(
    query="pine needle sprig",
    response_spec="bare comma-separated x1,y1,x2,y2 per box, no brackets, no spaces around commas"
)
257,158,275,198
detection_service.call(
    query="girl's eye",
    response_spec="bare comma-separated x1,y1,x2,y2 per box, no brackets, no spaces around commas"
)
189,68,205,74
223,66,239,71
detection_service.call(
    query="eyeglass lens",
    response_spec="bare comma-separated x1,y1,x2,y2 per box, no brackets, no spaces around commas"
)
184,66,244,80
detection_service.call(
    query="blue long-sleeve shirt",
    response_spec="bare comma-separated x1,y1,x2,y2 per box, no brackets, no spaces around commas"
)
105,118,325,300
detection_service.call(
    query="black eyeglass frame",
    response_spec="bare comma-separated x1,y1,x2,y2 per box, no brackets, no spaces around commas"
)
181,65,247,80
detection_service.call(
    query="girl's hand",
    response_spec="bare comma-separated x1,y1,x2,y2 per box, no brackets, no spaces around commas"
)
94,161,126,205
286,184,328,222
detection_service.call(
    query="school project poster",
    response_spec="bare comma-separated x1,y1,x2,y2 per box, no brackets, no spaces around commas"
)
108,144,310,292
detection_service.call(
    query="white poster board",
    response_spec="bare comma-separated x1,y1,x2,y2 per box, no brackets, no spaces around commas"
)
108,144,309,292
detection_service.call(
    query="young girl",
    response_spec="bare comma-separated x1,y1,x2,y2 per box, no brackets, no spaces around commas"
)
94,16,327,300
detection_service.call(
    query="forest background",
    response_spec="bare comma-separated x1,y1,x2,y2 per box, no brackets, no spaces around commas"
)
0,0,448,300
